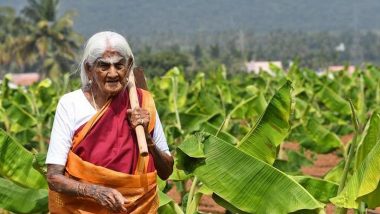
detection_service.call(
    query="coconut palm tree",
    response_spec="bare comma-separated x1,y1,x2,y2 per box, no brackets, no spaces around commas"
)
21,0,58,22
0,7,28,76
11,0,83,78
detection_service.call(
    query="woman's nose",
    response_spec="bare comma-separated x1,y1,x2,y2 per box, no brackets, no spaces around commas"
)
108,65,118,76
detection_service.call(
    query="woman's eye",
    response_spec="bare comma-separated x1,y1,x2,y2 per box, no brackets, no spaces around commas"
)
115,63,125,70
98,63,109,71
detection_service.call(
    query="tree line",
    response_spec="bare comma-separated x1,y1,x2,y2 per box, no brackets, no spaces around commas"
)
1,0,380,79
134,30,380,77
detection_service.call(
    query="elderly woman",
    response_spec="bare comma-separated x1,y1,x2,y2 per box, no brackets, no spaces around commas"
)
46,31,173,213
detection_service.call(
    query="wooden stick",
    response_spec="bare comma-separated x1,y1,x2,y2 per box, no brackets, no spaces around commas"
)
127,70,149,156
133,67,148,90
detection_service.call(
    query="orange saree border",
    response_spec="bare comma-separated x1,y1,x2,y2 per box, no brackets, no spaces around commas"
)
71,99,111,150
141,89,156,134
49,89,159,214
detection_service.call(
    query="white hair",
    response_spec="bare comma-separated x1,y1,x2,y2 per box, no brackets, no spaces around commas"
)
79,31,134,86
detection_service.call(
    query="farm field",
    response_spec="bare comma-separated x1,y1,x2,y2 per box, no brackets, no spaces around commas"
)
168,137,380,214
1,64,380,213
2,0,380,213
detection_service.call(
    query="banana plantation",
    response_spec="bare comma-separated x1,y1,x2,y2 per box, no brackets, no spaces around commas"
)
1,64,380,214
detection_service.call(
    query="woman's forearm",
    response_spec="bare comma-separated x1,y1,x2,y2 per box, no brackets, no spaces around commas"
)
47,164,101,199
128,108,174,179
46,164,127,212
47,164,84,195
147,139,174,180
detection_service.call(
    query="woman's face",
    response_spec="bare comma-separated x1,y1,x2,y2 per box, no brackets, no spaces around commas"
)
87,50,132,97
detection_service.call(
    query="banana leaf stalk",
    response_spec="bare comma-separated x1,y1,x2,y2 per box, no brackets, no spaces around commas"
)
335,100,361,214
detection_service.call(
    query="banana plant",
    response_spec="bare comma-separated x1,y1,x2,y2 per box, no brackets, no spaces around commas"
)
331,111,380,210
0,129,48,213
0,74,72,213
176,81,338,213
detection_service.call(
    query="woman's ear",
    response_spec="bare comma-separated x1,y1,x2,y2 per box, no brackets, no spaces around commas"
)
127,57,133,66
85,62,93,79
127,58,133,70
126,58,134,76
85,62,91,73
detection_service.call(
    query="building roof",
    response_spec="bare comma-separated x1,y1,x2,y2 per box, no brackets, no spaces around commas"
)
9,73,40,86
245,61,283,75
327,65,355,74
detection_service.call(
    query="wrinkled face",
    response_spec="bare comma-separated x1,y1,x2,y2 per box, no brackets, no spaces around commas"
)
87,50,132,97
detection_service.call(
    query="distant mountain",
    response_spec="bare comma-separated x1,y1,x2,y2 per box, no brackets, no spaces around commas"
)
2,0,380,39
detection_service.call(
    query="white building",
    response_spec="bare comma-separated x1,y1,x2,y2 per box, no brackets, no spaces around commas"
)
245,61,283,76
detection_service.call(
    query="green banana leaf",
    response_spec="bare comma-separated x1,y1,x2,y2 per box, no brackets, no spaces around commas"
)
157,177,167,191
362,185,380,208
159,67,189,113
355,74,367,124
273,151,313,174
169,163,191,181
376,81,380,110
216,84,232,104
320,111,351,127
237,81,292,164
231,93,267,120
224,95,257,127
251,76,268,91
301,117,342,153
315,84,350,115
158,203,183,214
13,127,36,146
269,63,286,78
293,97,308,120
212,194,250,214
7,100,37,129
195,89,224,115
330,113,380,208
0,129,47,189
179,112,219,133
201,122,238,145
355,112,380,169
177,133,324,213
292,176,338,203
323,160,345,184
158,190,173,207
0,177,48,213
287,122,306,142
245,85,259,96
158,191,184,214
32,153,47,176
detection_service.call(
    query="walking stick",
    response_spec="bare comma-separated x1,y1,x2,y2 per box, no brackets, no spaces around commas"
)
127,69,149,156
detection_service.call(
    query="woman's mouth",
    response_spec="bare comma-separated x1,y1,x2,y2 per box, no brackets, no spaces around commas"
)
106,79,119,83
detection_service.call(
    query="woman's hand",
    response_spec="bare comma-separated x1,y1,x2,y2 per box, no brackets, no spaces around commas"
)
85,184,127,213
126,107,150,129
47,164,127,213
126,107,174,179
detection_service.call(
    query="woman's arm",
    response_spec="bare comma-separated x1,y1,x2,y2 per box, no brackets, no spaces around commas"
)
146,136,174,180
127,108,174,180
47,164,127,212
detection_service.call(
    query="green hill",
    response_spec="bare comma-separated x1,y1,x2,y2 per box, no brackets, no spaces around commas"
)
2,0,380,38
